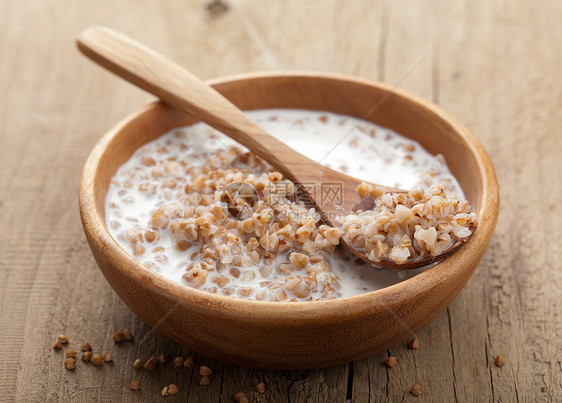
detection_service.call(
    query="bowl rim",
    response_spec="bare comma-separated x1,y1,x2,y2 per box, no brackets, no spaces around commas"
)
79,70,499,323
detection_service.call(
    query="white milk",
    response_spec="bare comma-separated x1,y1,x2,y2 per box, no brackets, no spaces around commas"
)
106,109,464,299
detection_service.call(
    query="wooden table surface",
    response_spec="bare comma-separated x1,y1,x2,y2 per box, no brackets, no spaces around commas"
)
1,1,560,401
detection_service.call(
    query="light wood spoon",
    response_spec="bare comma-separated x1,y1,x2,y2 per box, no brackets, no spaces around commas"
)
77,26,472,271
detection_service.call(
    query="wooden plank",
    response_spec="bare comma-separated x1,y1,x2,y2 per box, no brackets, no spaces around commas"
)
428,2,497,401
433,1,503,401
436,0,562,401
352,1,456,401
353,0,562,401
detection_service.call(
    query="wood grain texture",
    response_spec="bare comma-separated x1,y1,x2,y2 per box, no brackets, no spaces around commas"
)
0,0,560,402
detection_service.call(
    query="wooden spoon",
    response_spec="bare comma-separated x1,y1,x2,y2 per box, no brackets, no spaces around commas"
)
77,26,472,271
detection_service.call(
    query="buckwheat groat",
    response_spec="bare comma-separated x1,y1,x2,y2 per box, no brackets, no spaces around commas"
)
338,183,477,265
113,143,342,301
106,109,471,300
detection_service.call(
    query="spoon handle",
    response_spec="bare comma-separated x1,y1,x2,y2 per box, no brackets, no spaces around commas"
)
76,26,322,183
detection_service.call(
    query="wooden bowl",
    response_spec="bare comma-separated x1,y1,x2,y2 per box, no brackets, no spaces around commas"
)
79,72,499,370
